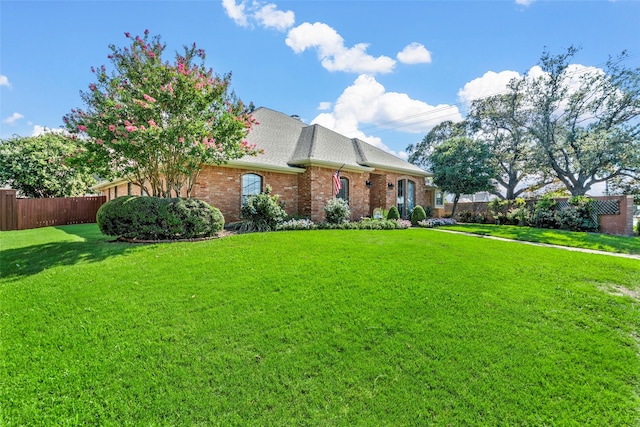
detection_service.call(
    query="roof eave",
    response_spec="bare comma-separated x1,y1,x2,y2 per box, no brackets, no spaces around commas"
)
361,162,432,177
224,160,306,174
92,177,129,191
290,159,374,172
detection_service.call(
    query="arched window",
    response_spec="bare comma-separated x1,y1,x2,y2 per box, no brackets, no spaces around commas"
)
242,173,262,205
407,180,416,214
337,177,349,201
397,179,416,218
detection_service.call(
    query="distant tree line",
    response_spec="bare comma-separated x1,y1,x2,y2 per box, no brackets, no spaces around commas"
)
407,47,640,214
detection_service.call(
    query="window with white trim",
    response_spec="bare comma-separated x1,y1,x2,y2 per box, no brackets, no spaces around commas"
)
242,173,262,206
336,177,349,202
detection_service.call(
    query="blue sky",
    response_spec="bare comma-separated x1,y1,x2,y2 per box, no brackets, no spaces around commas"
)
1,0,639,161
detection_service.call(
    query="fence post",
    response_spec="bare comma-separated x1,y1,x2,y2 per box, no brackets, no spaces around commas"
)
0,189,18,231
623,195,634,237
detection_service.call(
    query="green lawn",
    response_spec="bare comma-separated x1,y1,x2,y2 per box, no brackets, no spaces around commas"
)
1,224,639,425
439,223,640,256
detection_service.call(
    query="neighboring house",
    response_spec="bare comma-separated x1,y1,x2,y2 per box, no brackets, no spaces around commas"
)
95,107,445,222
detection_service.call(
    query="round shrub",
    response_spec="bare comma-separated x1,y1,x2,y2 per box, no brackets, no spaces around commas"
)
241,186,287,232
410,205,427,225
97,196,224,240
324,198,350,224
387,205,400,220
529,196,558,229
423,205,434,218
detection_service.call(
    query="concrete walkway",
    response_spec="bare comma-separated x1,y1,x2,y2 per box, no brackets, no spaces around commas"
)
432,228,640,261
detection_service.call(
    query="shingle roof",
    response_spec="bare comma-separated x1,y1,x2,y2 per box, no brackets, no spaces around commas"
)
229,107,431,177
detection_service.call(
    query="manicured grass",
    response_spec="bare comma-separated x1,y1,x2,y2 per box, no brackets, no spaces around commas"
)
1,224,639,425
439,223,640,255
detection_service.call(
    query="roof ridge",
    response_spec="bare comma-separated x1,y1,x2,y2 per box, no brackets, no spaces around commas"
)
352,138,367,165
307,124,318,158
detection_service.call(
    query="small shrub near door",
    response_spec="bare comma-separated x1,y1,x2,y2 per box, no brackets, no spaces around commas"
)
97,196,224,240
324,198,351,224
410,205,427,225
387,206,400,220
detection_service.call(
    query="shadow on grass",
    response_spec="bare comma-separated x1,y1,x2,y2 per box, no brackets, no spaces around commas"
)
0,225,136,281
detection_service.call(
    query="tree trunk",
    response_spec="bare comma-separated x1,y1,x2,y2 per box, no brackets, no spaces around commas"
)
450,193,461,217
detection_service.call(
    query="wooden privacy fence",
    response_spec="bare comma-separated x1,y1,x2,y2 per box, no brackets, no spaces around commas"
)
0,189,105,231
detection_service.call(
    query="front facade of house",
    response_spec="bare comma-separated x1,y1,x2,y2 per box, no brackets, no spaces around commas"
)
96,107,445,223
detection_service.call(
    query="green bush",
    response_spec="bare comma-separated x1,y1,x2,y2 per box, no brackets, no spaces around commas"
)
387,206,400,220
410,206,427,225
458,211,475,223
241,185,287,232
529,195,558,229
424,205,434,218
458,210,487,224
97,196,224,240
324,198,351,224
566,196,598,232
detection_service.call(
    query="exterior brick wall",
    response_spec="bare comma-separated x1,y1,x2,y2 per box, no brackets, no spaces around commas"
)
98,164,443,224
597,195,634,236
106,182,145,201
191,165,299,223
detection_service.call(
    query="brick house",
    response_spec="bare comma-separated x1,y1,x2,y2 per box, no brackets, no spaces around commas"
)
95,107,445,222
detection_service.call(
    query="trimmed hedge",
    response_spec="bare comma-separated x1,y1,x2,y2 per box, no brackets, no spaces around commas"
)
97,196,224,240
410,205,427,225
387,206,400,220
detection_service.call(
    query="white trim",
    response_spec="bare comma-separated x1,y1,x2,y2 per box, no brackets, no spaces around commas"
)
363,161,432,177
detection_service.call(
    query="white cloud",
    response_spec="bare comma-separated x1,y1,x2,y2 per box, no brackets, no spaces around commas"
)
397,42,432,64
458,64,603,107
311,74,462,158
318,101,332,111
286,22,396,74
0,75,10,88
222,0,248,27
222,0,294,31
515,0,535,5
2,112,24,125
255,3,295,32
31,125,65,137
457,70,521,104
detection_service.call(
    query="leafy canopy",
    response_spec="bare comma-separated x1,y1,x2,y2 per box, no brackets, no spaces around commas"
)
429,137,496,216
516,47,640,196
0,133,96,198
64,30,262,198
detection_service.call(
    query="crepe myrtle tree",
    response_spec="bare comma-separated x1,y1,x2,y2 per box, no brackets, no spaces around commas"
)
64,30,262,198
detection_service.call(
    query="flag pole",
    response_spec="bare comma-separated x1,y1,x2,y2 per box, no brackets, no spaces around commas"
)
333,164,345,197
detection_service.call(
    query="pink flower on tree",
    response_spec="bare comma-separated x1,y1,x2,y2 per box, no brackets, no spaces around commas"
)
108,124,116,132
143,94,156,103
78,125,87,132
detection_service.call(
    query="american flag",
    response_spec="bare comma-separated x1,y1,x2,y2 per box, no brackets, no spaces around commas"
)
332,169,342,196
